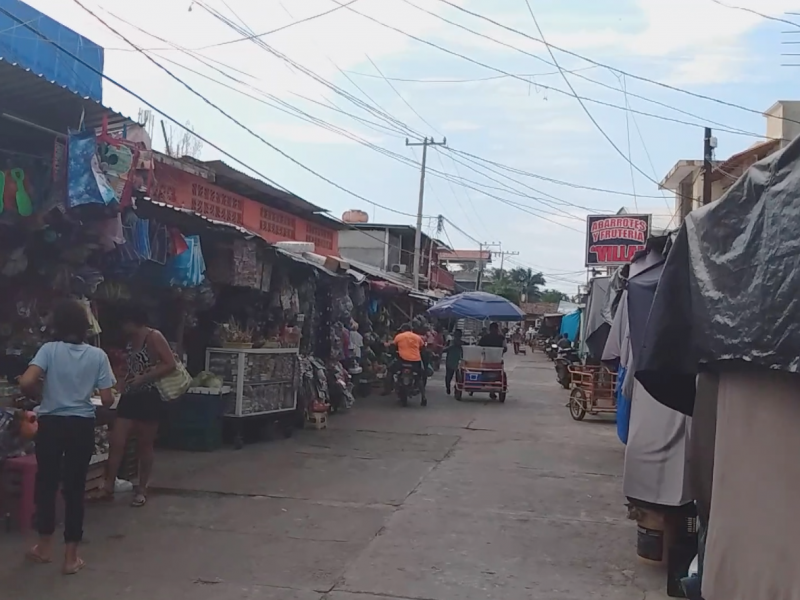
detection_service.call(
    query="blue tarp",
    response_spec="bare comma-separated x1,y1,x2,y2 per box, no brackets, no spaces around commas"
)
0,0,104,101
427,291,524,321
560,309,580,341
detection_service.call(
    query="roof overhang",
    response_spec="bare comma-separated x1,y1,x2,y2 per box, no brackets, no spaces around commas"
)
659,160,704,191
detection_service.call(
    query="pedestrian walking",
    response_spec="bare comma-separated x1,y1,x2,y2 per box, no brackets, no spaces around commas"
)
18,299,116,574
443,330,464,395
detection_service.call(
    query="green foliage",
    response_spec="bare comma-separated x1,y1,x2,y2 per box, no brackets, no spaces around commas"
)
540,289,570,303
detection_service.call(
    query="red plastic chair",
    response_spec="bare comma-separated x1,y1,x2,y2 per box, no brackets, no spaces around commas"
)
2,455,37,534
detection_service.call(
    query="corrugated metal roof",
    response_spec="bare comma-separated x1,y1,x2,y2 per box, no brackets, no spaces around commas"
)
346,257,414,290
0,57,134,133
188,159,345,230
137,198,257,238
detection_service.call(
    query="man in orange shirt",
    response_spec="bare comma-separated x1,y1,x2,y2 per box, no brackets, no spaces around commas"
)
385,323,428,404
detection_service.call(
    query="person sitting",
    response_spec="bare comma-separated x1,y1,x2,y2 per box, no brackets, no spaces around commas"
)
557,333,572,350
479,322,506,350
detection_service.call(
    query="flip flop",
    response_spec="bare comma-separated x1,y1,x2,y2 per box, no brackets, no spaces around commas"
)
62,558,86,575
131,494,147,508
25,547,52,564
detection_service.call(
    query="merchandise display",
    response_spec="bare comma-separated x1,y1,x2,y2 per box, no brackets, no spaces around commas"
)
205,348,299,417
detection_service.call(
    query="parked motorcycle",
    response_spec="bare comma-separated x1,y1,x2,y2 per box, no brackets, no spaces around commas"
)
554,348,579,389
395,362,426,407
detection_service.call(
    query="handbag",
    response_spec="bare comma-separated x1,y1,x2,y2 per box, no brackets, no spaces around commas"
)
156,360,192,401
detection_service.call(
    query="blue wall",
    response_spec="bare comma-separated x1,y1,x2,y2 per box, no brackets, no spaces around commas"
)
0,0,103,101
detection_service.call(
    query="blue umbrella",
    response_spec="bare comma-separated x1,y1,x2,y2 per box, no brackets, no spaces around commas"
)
427,291,525,321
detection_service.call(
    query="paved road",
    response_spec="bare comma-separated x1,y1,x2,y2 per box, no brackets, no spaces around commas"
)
0,351,667,599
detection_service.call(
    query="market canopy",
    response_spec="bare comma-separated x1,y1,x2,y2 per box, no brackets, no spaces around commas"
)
427,291,525,321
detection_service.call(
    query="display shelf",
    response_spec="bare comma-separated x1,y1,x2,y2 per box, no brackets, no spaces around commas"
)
205,347,299,419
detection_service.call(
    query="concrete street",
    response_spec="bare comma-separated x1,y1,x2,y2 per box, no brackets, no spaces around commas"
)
0,352,668,599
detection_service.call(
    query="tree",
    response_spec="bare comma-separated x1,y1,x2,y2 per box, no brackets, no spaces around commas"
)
161,119,203,159
484,269,520,304
540,289,569,303
508,267,546,302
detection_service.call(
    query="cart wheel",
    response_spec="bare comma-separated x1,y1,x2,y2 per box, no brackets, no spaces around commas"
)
454,388,463,401
569,388,587,421
498,392,506,403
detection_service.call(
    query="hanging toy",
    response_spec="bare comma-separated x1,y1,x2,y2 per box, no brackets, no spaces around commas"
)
10,169,33,217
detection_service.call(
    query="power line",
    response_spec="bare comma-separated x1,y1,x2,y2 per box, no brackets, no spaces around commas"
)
344,66,597,83
395,0,769,140
446,147,663,199
431,0,800,130
708,0,800,29
102,4,687,206
105,0,363,52
521,1,664,193
71,0,426,219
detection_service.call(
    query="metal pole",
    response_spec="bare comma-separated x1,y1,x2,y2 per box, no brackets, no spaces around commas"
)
703,127,713,206
406,137,446,289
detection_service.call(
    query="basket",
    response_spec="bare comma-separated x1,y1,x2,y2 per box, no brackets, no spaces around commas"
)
222,341,253,349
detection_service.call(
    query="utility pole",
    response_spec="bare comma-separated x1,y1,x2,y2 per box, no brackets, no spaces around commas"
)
702,127,714,206
406,136,447,289
496,250,520,272
476,242,500,291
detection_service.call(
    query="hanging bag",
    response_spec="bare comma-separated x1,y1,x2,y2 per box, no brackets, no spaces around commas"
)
144,330,192,401
155,359,192,401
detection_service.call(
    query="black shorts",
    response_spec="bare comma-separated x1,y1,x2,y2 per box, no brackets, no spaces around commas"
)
116,387,163,423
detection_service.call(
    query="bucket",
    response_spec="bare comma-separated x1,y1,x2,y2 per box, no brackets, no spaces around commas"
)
636,509,673,565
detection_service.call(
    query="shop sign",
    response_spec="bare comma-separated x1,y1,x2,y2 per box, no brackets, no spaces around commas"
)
585,214,651,266
154,163,339,255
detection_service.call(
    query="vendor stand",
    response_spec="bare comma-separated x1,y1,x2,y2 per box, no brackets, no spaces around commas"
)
205,347,299,448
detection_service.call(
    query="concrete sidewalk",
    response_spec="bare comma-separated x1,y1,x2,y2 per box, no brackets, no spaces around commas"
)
0,352,668,599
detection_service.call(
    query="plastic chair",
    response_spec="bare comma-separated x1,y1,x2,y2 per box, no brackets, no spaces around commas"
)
2,455,37,534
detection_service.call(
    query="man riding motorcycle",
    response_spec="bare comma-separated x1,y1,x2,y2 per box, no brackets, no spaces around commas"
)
383,323,429,406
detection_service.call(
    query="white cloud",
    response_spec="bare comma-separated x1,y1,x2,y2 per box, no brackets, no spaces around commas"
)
260,122,383,145
442,120,481,131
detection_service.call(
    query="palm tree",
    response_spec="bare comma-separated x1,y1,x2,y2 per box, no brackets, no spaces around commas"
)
484,268,521,303
508,267,547,302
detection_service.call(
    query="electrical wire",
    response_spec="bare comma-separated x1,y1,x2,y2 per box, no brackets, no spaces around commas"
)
105,0,363,52
708,0,800,29
71,0,428,219
431,0,800,130
344,66,597,83
618,74,638,210
102,2,685,207
445,147,664,199
395,0,770,141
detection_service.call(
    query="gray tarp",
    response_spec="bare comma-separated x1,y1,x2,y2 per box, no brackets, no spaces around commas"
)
581,276,611,359
603,249,692,507
636,135,800,416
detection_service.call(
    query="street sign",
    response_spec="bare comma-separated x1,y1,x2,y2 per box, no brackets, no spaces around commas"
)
585,214,651,267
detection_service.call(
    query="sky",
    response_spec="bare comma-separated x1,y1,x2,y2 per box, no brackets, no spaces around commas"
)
20,0,800,292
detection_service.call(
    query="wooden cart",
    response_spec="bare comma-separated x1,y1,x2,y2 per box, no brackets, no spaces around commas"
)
567,365,617,421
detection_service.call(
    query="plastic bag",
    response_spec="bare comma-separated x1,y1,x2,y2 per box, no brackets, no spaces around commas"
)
67,130,117,208
163,235,206,287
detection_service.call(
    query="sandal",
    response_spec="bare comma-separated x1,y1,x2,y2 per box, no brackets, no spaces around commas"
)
130,493,147,507
62,558,86,575
25,546,52,564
